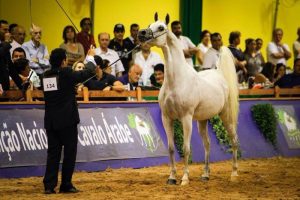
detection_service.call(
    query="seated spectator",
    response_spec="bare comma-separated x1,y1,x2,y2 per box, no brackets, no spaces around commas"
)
72,60,85,71
72,61,85,92
85,55,124,91
293,27,300,59
22,24,50,76
261,62,275,83
273,63,286,83
11,47,38,89
150,63,164,88
0,83,3,96
101,59,113,75
13,58,41,89
118,63,143,90
267,28,291,66
275,58,300,88
134,42,163,86
60,25,84,66
244,38,264,78
196,30,211,66
10,25,26,55
12,47,26,62
76,17,96,55
255,38,265,63
228,31,247,83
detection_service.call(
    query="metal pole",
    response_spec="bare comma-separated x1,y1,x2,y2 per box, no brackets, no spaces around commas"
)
90,0,94,36
273,0,280,31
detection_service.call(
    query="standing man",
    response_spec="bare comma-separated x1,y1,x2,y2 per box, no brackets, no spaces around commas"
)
0,20,23,91
108,23,133,73
10,25,26,55
76,18,96,55
42,48,96,194
22,24,50,76
202,32,223,70
171,21,199,67
85,32,124,77
124,23,140,59
267,28,291,66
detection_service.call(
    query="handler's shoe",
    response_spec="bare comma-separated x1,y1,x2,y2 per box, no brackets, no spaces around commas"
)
44,188,56,194
59,186,79,193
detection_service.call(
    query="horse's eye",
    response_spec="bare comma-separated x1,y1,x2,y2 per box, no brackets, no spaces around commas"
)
158,26,164,31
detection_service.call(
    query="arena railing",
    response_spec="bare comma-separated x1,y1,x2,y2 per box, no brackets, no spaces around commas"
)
0,86,299,104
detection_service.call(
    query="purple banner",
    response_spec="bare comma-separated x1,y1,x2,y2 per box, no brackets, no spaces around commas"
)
0,108,168,168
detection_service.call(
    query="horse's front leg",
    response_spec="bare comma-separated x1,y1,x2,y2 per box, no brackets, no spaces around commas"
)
162,114,176,184
198,120,210,180
181,115,193,186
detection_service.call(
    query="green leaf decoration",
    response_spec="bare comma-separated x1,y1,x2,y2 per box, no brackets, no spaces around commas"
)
173,120,192,163
277,109,285,124
251,103,277,146
128,113,136,128
209,116,242,158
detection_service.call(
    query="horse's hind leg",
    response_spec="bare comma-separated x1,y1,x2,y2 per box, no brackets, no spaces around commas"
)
197,120,210,180
219,112,239,178
162,114,176,184
181,115,193,186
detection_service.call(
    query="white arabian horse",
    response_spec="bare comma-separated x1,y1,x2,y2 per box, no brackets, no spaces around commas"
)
138,14,239,185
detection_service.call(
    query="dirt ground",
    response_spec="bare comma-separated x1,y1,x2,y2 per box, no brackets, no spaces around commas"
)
0,157,299,200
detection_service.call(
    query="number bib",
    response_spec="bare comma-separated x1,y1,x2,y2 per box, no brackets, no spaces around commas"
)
43,76,59,92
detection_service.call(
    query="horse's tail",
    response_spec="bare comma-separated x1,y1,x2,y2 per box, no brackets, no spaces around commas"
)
218,46,239,126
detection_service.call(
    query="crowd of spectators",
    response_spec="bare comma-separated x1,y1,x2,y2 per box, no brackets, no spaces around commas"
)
0,17,299,99
199,28,300,89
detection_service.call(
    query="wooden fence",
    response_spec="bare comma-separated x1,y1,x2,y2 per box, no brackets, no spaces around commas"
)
0,87,300,104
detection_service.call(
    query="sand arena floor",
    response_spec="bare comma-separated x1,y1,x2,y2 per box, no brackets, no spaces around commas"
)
0,157,299,200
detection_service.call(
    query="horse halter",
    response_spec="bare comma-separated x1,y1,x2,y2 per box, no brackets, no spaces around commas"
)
138,25,168,43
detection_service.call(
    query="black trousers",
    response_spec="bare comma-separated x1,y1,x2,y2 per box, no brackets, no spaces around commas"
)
43,125,78,190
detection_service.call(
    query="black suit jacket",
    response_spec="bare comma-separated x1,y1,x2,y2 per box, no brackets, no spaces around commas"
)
0,42,23,90
43,62,96,130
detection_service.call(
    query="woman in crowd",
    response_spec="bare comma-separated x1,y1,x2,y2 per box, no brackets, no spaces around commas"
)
72,61,85,71
60,26,84,66
196,30,211,66
273,63,286,83
244,38,265,78
72,61,85,92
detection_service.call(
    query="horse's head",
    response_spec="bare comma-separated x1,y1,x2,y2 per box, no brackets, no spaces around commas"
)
138,13,169,47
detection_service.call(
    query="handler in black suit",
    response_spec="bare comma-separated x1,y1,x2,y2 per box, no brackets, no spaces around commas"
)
42,48,96,194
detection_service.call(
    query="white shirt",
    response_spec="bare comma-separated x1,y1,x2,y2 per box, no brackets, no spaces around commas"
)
28,69,41,88
197,42,211,54
134,51,163,86
267,41,291,65
293,40,300,59
178,36,196,67
202,47,221,69
10,40,21,56
196,42,211,65
86,47,124,76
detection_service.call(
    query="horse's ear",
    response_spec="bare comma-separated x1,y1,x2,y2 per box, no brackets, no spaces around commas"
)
154,12,158,21
165,14,170,25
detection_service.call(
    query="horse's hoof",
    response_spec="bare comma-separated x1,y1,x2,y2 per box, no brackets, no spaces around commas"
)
230,175,238,182
201,176,209,181
180,179,189,186
166,179,177,185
